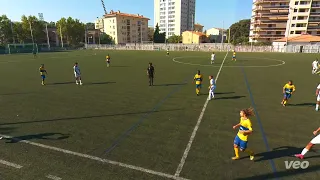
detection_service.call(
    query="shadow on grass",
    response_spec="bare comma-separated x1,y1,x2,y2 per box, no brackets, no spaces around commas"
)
289,103,315,107
0,108,183,126
47,81,116,85
5,133,70,143
0,92,33,95
86,82,116,85
236,164,320,180
214,96,246,100
110,66,130,68
254,146,302,162
0,127,16,134
200,92,235,96
153,83,187,86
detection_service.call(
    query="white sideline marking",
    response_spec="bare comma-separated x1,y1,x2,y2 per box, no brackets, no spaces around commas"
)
0,134,189,180
174,52,229,177
46,175,62,180
0,159,23,169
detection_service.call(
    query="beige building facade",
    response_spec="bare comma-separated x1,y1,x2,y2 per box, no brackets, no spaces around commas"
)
250,0,320,42
95,10,149,44
182,31,209,44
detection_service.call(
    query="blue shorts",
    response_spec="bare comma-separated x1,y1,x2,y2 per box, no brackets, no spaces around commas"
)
41,75,45,79
284,93,291,99
196,84,202,89
234,135,248,150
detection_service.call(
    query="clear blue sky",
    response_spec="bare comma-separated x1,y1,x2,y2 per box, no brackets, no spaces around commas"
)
1,0,252,29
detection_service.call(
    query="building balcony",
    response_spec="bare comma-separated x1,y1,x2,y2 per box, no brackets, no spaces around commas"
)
307,26,320,29
254,0,290,5
310,12,320,16
311,4,320,8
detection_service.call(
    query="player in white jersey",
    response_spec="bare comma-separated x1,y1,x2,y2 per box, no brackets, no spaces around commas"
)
295,127,320,159
211,52,215,64
316,83,320,111
312,59,319,74
208,76,216,100
73,62,82,85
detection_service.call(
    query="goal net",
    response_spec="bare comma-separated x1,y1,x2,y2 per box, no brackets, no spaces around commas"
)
7,43,38,54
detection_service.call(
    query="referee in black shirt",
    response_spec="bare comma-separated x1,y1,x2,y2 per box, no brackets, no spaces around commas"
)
147,63,155,86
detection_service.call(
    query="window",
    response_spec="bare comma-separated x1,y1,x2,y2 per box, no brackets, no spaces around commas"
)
295,1,299,5
294,9,298,12
291,24,295,27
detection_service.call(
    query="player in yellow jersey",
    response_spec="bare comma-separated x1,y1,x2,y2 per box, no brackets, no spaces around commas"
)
281,80,295,106
106,54,111,67
39,64,47,85
232,50,236,61
232,107,255,160
193,70,203,96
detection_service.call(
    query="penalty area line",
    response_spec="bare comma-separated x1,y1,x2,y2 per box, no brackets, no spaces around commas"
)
0,134,189,180
174,51,229,178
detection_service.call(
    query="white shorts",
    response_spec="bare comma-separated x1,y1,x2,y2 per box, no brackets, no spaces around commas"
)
310,134,320,144
211,58,215,61
317,95,320,101
74,73,81,78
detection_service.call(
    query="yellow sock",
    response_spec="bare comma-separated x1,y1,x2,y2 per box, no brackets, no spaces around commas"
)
284,100,287,105
234,147,239,157
245,149,254,156
196,88,199,94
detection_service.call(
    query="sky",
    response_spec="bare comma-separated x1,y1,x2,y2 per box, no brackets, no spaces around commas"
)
0,0,252,30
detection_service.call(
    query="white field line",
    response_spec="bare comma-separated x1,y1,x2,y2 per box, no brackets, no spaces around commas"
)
46,175,62,180
174,52,229,178
0,159,23,169
0,134,189,180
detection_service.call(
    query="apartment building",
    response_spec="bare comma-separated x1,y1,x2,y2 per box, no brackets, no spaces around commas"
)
95,10,149,44
250,0,320,42
250,0,290,42
154,0,196,38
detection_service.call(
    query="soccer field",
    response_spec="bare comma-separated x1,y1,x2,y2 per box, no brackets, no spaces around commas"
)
0,50,319,180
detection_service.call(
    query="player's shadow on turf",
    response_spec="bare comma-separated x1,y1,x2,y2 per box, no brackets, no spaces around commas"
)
214,95,246,100
253,146,303,162
47,82,75,85
5,133,70,143
289,103,315,107
0,109,183,126
235,164,320,180
87,82,116,85
200,92,235,96
0,127,16,134
153,83,187,86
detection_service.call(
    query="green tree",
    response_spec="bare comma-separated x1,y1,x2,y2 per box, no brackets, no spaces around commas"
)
167,34,181,43
228,19,250,45
57,17,85,46
21,15,45,43
86,23,95,30
47,21,56,28
153,23,165,43
100,33,114,44
13,22,27,43
0,15,13,44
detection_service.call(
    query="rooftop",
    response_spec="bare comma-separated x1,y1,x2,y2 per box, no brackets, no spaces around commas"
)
273,34,320,42
104,10,150,20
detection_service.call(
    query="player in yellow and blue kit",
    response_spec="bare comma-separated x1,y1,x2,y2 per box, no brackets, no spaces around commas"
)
166,48,169,56
232,50,236,61
39,64,47,85
194,70,203,96
281,80,296,106
106,54,111,67
232,107,255,160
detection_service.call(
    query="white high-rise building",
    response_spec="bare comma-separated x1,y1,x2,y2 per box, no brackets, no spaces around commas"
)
154,0,196,38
